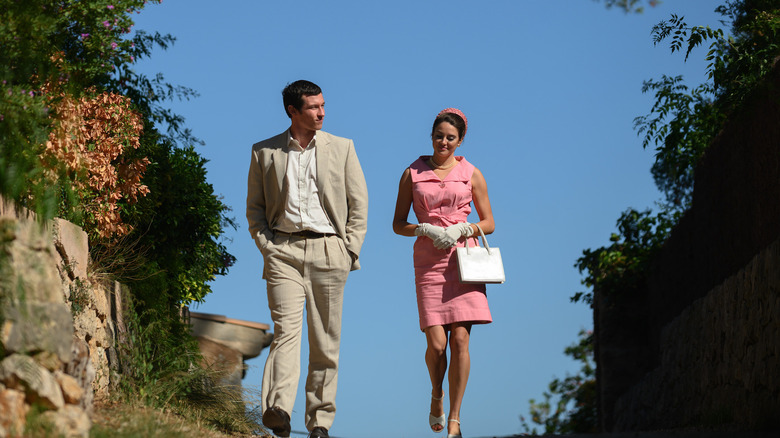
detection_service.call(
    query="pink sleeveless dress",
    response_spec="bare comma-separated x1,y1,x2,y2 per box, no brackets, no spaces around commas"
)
410,156,492,331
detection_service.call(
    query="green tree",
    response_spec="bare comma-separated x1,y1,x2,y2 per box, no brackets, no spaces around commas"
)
1,0,239,413
634,1,779,212
119,139,237,307
520,329,597,435
2,0,235,306
526,1,779,432
1,0,152,219
573,208,675,305
577,1,780,303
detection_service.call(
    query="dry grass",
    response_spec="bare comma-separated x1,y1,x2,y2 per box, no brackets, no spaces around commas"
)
90,401,274,438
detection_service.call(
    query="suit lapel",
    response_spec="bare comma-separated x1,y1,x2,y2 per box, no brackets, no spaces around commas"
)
315,130,329,201
272,132,288,190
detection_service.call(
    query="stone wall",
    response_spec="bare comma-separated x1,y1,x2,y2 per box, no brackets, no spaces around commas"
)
612,237,780,430
0,200,130,437
595,59,780,432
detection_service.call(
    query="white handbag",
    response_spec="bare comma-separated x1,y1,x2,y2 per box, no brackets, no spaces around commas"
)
456,224,505,284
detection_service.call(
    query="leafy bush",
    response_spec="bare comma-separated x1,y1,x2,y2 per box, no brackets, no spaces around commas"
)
1,0,157,220
520,329,597,435
1,0,240,427
44,88,150,238
525,1,780,433
117,137,236,307
577,1,780,303
573,208,675,305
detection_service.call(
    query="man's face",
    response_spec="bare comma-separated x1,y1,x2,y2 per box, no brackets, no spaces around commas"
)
289,93,325,132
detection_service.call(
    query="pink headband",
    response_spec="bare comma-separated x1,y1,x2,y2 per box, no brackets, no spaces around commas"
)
437,108,468,136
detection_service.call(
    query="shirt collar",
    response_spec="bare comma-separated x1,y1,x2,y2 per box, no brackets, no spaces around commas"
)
287,129,317,150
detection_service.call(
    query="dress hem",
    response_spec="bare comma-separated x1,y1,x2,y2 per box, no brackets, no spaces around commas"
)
419,319,492,332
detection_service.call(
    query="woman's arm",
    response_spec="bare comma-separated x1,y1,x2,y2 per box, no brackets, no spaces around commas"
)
392,168,420,237
470,166,495,235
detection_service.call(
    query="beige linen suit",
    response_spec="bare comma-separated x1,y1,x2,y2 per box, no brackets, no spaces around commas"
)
247,130,368,430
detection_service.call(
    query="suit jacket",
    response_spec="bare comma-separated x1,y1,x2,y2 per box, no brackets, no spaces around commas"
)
246,130,369,271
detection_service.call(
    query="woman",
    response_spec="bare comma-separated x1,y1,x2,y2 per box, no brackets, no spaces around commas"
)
392,108,495,438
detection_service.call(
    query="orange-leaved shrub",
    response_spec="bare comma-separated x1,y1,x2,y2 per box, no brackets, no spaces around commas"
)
44,89,150,238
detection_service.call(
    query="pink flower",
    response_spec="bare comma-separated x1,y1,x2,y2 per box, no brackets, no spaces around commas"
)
107,5,115,9
80,33,90,39
103,20,111,27
111,42,118,49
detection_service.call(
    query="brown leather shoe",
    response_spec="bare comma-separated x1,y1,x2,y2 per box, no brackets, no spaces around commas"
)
262,406,291,437
308,426,329,438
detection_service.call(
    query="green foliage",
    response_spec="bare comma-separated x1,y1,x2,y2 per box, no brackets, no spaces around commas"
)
2,1,240,427
634,77,724,210
635,2,780,211
117,297,200,404
521,329,597,435
112,30,202,147
578,3,780,303
0,0,159,220
561,1,778,432
113,137,236,307
68,278,90,316
3,0,234,308
114,296,262,437
22,403,59,437
573,208,675,305
594,0,661,14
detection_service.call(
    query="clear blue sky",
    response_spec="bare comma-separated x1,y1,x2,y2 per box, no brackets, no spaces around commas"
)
132,2,723,437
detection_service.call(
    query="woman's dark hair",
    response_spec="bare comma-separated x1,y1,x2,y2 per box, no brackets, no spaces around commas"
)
282,80,322,118
431,112,466,140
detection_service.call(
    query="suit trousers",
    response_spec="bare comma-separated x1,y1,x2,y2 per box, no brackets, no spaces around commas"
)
261,233,352,431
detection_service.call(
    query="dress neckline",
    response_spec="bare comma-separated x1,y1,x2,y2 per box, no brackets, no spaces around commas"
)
421,156,462,182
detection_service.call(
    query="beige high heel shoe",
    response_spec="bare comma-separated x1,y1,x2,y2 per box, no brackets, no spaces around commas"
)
429,391,445,433
447,418,462,438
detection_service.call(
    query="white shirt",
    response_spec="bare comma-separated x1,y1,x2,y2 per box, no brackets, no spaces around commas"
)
274,131,336,234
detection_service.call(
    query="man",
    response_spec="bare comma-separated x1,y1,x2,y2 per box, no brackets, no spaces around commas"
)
246,80,368,438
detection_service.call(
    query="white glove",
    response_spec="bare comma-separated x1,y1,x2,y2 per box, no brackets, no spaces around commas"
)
434,222,473,249
415,223,448,248
450,222,474,238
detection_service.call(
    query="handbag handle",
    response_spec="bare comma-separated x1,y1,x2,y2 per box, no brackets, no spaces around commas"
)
463,223,493,255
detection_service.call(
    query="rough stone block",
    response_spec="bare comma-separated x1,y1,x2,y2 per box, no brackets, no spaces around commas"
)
0,388,28,437
91,281,111,320
40,405,90,438
55,371,84,405
0,354,64,410
32,351,62,372
5,243,62,304
51,218,89,281
1,302,74,363
64,338,95,412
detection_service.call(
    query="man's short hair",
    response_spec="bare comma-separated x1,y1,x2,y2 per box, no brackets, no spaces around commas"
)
282,80,322,118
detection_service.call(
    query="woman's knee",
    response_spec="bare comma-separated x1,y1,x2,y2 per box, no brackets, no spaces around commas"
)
425,327,448,355
448,326,471,353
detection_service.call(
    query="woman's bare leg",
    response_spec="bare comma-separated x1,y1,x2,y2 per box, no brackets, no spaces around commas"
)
447,323,471,436
425,325,448,432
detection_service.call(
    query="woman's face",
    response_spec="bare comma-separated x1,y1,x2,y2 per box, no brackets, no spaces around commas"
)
431,122,461,160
